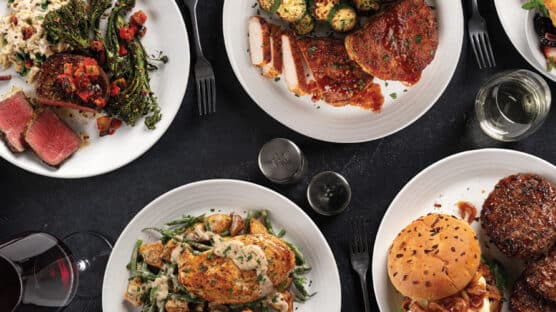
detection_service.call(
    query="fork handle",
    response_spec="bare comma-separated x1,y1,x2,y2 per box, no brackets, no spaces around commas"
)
357,271,371,312
181,0,204,57
471,0,479,15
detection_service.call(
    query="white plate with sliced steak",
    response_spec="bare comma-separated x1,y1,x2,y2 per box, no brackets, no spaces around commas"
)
0,0,189,178
223,0,463,143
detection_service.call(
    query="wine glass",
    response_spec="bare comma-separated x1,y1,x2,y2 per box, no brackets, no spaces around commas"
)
0,231,112,311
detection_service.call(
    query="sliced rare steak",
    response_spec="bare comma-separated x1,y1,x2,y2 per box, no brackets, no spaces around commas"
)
24,109,81,167
0,92,34,152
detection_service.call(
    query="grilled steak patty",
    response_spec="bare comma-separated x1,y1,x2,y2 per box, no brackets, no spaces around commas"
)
525,247,556,302
481,174,556,259
36,54,109,105
345,0,438,83
511,277,556,312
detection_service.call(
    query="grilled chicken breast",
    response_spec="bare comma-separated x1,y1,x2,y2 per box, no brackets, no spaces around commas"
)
298,37,384,111
262,24,284,78
177,233,295,305
248,16,272,67
345,0,438,84
282,31,309,96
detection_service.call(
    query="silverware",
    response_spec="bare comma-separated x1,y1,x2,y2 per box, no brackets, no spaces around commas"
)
469,0,496,68
350,217,371,312
181,0,216,115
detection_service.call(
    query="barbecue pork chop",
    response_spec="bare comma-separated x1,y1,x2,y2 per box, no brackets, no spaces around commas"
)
345,0,438,84
177,233,295,305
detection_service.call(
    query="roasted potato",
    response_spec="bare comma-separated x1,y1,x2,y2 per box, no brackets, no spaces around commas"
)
328,3,358,32
309,0,340,22
206,213,232,234
138,241,164,268
165,298,189,312
124,277,144,307
293,13,316,35
258,0,281,13
353,0,379,12
276,0,307,22
249,218,269,234
229,213,245,236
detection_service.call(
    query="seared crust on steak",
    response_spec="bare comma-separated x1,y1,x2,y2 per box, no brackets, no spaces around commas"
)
481,174,556,259
525,247,556,302
345,0,438,84
36,54,109,105
510,277,556,312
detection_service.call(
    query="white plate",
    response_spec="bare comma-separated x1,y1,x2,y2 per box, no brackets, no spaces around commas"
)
372,148,556,311
102,179,341,312
0,0,189,178
495,0,556,82
223,1,464,143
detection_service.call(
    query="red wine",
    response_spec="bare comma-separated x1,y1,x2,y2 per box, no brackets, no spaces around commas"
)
0,233,77,311
0,255,21,312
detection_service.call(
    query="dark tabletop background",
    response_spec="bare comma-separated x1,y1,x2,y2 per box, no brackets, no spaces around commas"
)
2,0,555,311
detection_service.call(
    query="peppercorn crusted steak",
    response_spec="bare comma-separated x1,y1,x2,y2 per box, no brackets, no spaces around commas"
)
345,0,438,84
524,247,556,302
36,54,110,106
510,277,556,312
480,174,556,259
297,37,384,111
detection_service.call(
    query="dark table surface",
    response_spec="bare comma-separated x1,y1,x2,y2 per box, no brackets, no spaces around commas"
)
2,0,556,311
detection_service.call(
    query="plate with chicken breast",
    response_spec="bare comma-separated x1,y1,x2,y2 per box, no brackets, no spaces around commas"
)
372,148,556,312
223,0,463,143
102,179,341,312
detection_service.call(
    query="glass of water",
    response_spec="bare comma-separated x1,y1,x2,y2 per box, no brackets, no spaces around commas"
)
475,69,551,142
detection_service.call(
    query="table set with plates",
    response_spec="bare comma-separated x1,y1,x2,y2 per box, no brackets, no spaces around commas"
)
1,0,556,311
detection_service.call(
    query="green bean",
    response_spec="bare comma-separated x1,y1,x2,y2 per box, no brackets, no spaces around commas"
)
129,240,143,276
285,241,306,265
261,210,276,235
294,264,312,275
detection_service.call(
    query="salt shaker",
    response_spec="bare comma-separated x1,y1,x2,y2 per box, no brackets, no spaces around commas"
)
307,171,352,216
258,138,307,184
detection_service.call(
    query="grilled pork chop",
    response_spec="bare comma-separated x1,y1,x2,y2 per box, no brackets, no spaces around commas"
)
0,92,34,152
345,0,438,84
298,37,384,111
36,54,109,105
177,233,295,305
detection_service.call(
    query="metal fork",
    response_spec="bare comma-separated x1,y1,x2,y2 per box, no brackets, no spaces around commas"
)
469,0,496,68
181,0,216,115
350,217,371,312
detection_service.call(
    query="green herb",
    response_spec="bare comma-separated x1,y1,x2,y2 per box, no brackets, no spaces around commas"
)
481,257,507,291
198,264,208,271
384,81,389,87
308,46,317,56
256,274,264,282
276,229,286,238
522,0,549,16
414,34,422,44
274,77,280,81
389,92,397,99
383,55,389,61
41,0,49,11
8,0,14,4
252,2,258,8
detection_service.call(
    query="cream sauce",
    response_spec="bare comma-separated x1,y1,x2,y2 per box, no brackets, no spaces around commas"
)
150,275,169,309
170,243,184,264
186,223,211,242
211,234,274,296
266,292,289,312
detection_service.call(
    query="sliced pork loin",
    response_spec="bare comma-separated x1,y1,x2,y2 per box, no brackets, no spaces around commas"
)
262,25,283,78
24,109,81,167
248,16,271,67
0,92,34,152
281,31,309,96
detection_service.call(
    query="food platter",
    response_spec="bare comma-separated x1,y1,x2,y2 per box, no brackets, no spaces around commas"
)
372,148,556,311
0,0,190,178
495,0,556,82
223,0,464,143
102,179,342,312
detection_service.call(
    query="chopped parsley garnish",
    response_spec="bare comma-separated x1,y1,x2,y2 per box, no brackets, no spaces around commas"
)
383,55,389,61
308,46,317,56
389,92,397,100
198,264,208,271
414,35,423,44
274,77,280,82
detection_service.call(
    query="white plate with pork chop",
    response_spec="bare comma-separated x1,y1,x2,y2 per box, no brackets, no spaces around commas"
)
102,179,342,312
223,0,464,143
0,0,189,178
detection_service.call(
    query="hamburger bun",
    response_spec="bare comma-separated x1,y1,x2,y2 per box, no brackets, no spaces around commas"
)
387,213,481,301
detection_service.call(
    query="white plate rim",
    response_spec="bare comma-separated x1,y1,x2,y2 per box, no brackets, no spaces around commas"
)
371,148,556,311
0,0,190,179
101,179,342,311
222,0,465,143
494,0,556,82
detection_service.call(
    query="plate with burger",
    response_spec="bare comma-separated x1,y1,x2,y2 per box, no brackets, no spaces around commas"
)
372,148,556,312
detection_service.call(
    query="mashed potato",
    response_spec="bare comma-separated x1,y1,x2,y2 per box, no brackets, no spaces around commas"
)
0,0,69,82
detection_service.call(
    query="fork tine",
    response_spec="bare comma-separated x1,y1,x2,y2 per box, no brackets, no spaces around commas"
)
472,35,486,69
483,33,496,67
470,36,483,69
202,79,209,116
478,34,492,68
196,80,203,116
210,78,216,113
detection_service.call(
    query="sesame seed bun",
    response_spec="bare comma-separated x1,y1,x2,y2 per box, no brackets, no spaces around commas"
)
387,213,481,301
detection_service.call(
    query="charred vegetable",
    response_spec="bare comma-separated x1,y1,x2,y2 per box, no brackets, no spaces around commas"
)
309,0,339,22
89,0,112,38
328,3,357,32
353,0,379,12
258,0,281,13
293,13,316,35
44,0,90,50
276,0,307,22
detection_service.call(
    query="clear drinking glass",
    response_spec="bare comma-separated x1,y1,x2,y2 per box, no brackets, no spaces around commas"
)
0,231,112,312
475,69,551,142
307,171,352,216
